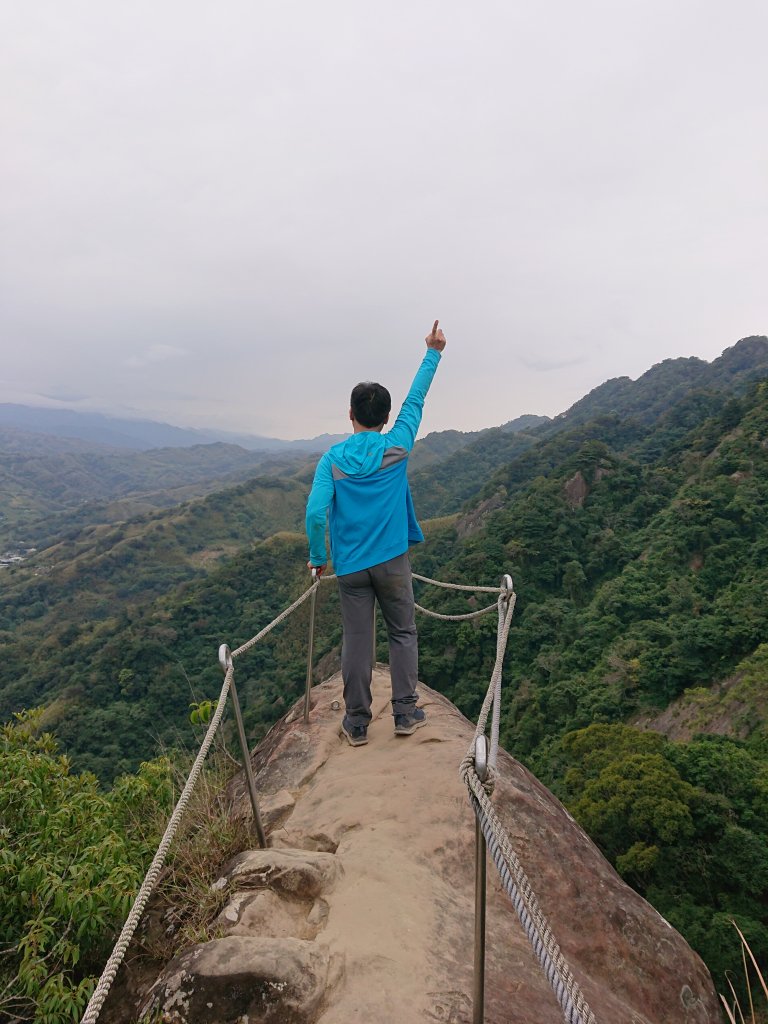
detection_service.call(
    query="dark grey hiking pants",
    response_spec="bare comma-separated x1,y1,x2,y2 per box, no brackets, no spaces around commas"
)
337,552,418,727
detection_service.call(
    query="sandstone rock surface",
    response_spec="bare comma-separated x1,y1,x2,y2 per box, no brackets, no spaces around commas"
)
141,935,337,1023
216,847,341,899
141,668,721,1024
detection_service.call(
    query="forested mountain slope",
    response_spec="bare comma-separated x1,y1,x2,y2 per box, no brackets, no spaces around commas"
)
410,335,768,518
0,532,337,778
0,475,311,700
536,334,768,436
414,378,768,748
410,426,540,516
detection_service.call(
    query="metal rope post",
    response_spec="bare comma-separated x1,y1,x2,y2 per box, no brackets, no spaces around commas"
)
372,602,377,671
303,570,318,724
219,644,267,848
473,734,489,1024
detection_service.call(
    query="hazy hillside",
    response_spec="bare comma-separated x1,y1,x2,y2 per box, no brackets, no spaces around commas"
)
0,438,311,549
0,474,309,648
408,414,549,472
0,426,126,455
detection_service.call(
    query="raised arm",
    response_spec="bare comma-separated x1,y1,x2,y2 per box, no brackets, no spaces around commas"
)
385,321,447,451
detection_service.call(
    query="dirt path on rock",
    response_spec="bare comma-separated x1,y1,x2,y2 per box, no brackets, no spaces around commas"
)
270,669,472,1022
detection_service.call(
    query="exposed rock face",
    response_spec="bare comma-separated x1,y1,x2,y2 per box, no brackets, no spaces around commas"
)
141,669,721,1024
564,470,589,508
456,490,506,538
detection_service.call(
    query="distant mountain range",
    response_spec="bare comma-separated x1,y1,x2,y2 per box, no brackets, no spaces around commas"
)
0,404,348,452
0,402,551,456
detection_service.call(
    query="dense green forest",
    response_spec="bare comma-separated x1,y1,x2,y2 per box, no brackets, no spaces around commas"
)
3,335,768,1016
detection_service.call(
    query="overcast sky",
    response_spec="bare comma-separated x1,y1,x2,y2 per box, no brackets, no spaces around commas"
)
1,0,766,439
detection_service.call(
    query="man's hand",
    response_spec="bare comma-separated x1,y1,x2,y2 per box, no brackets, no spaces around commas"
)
426,319,446,352
307,561,326,578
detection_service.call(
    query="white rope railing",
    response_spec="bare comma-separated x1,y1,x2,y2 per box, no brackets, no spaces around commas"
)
412,572,503,594
412,570,506,620
80,576,336,1021
80,665,233,1024
457,587,597,1024
414,599,499,621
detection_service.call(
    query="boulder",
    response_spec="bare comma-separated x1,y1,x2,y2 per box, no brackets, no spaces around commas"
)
214,847,341,900
215,890,323,941
141,936,338,1023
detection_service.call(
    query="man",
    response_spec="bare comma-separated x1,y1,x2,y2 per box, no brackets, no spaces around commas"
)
305,320,447,747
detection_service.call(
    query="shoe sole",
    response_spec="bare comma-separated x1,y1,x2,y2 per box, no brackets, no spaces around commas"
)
394,718,427,736
341,726,368,747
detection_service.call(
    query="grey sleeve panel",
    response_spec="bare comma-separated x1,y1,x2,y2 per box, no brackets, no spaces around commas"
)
331,447,407,480
379,446,409,470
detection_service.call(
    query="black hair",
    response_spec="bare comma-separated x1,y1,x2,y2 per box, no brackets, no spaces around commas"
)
350,381,391,428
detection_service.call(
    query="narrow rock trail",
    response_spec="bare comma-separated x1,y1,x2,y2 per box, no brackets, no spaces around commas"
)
272,672,474,1023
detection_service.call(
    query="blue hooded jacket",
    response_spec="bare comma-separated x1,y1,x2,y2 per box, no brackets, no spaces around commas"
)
306,348,441,576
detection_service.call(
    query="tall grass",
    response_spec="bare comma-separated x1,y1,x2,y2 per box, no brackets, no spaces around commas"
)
721,922,768,1024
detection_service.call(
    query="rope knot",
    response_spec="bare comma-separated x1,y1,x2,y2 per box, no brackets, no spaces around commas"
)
482,765,497,795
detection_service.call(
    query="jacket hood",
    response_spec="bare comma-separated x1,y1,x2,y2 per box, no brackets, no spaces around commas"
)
328,432,387,478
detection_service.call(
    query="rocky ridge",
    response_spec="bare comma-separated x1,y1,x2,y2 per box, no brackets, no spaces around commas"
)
136,670,720,1024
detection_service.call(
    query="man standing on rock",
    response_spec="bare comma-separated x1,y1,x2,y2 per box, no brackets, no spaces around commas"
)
305,321,447,746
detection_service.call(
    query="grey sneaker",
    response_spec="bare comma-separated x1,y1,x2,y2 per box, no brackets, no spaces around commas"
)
394,707,427,736
341,718,368,747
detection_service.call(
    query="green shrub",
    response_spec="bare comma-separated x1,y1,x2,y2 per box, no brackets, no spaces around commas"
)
0,709,171,1023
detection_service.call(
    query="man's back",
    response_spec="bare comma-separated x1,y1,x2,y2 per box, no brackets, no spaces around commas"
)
306,344,442,576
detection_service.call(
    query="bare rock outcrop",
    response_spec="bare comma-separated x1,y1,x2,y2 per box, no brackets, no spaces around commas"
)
141,669,721,1024
564,470,589,508
456,490,506,538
